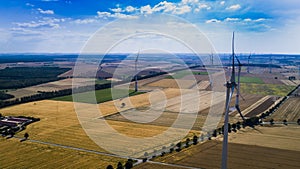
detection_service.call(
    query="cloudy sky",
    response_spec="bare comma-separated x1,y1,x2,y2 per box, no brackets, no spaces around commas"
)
1,0,300,54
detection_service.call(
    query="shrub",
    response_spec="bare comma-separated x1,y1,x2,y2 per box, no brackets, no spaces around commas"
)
283,119,287,125
193,135,198,145
270,119,274,125
106,165,113,169
117,162,123,169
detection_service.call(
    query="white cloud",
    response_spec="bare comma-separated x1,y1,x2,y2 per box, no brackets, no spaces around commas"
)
97,11,138,19
97,11,112,18
195,4,211,12
13,18,64,29
244,18,252,22
113,13,138,19
26,3,34,7
173,5,191,14
140,5,153,14
153,1,176,13
73,18,97,24
181,0,199,5
243,18,267,22
206,19,221,23
110,7,123,13
125,6,136,12
225,18,240,22
226,4,241,11
220,1,225,5
37,8,54,15
255,18,267,22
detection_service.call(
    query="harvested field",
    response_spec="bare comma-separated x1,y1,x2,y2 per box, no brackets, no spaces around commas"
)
196,81,210,90
242,96,276,117
105,92,262,131
147,79,197,89
229,125,300,151
7,78,102,99
137,125,300,169
281,80,298,86
0,89,202,158
267,97,300,121
0,100,103,151
125,74,168,90
0,138,122,169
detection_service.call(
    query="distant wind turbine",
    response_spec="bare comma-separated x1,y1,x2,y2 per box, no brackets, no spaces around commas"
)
210,52,214,66
269,55,273,73
247,53,251,73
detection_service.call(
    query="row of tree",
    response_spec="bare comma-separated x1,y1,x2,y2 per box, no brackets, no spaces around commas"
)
106,159,134,169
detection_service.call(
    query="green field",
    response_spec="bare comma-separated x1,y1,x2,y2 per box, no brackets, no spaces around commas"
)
240,83,294,96
52,88,144,103
95,79,110,85
237,76,264,84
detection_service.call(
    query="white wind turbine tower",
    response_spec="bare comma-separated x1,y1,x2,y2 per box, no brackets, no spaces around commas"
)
247,53,251,73
221,32,245,169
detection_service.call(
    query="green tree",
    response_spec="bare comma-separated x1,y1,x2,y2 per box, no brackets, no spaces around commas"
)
212,129,217,137
117,162,123,169
125,159,133,169
283,119,287,125
176,142,182,151
270,119,274,125
192,135,198,145
185,138,190,148
24,133,29,139
106,165,113,169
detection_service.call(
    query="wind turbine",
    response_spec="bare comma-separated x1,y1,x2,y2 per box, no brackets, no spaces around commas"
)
269,55,273,73
247,53,251,73
235,55,246,121
221,32,245,169
210,52,214,66
134,50,140,92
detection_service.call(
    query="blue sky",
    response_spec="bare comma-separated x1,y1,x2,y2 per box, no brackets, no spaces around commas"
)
1,0,300,53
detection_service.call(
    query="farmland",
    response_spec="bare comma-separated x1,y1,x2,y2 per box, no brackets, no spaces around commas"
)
0,67,70,89
138,125,300,169
147,79,198,89
52,88,144,104
266,97,300,121
237,76,264,84
240,83,295,96
0,138,122,169
0,54,299,168
6,78,110,99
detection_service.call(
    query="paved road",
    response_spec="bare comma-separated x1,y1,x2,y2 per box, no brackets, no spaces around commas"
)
147,161,201,169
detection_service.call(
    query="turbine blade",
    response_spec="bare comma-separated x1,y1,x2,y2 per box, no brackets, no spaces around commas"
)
230,32,236,83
